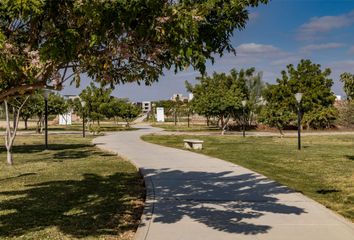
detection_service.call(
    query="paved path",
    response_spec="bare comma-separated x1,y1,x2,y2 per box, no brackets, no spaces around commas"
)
93,125,354,240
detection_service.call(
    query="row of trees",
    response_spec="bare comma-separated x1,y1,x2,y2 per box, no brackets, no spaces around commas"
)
187,59,352,135
4,83,141,130
70,83,141,127
2,83,140,165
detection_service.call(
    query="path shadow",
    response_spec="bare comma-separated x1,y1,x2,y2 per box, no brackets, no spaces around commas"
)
0,173,144,238
142,168,306,235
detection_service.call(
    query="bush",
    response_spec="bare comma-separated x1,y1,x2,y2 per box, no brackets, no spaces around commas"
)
336,101,354,128
88,124,101,135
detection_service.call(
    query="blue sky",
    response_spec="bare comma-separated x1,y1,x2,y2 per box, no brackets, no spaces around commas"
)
63,0,354,101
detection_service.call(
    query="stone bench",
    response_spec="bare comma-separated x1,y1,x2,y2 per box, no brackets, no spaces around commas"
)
183,139,204,150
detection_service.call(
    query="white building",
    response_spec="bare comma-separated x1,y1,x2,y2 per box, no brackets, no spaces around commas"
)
170,93,189,102
142,101,151,113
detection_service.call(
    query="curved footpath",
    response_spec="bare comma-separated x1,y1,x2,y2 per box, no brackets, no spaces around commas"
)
93,125,354,240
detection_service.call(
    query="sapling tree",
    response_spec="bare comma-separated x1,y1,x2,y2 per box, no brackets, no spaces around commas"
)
4,97,29,165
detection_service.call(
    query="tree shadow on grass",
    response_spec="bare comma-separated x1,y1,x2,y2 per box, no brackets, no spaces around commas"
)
0,173,144,238
0,144,117,163
142,168,306,235
0,144,90,154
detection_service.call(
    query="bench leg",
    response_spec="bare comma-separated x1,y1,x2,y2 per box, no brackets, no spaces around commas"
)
184,142,192,149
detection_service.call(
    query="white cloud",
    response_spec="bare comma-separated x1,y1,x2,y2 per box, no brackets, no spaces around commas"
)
298,10,354,40
349,46,354,54
270,56,301,66
330,60,354,69
236,43,283,56
300,42,345,52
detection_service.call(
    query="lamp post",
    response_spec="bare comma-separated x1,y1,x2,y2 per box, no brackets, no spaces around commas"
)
241,100,247,137
81,100,86,138
187,108,190,128
43,90,50,149
295,93,303,150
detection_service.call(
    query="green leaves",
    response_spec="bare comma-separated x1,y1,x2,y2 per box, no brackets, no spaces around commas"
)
0,0,268,100
260,59,337,131
340,72,354,100
187,68,255,122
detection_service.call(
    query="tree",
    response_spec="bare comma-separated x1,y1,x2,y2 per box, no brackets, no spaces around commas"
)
260,59,337,134
0,0,268,101
48,93,68,117
259,84,296,135
244,70,265,125
336,101,354,128
23,92,68,133
16,95,42,130
116,101,141,127
0,0,268,164
79,83,112,124
3,97,29,165
99,98,126,124
154,100,176,118
186,70,247,134
340,72,354,100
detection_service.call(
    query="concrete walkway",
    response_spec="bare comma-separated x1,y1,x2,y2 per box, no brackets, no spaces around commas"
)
93,125,354,240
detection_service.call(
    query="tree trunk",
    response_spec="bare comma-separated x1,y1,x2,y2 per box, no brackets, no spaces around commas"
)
219,115,224,129
277,125,284,138
206,116,210,126
6,149,13,165
13,107,16,129
40,116,44,133
3,98,28,165
174,109,177,126
24,119,28,130
36,115,43,133
221,114,230,135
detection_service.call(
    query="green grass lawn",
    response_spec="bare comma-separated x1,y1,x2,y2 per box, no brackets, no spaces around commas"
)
142,134,354,222
152,123,220,132
47,123,137,132
0,135,144,240
14,123,136,132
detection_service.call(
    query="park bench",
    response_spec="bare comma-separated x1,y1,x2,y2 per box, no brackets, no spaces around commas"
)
183,139,204,150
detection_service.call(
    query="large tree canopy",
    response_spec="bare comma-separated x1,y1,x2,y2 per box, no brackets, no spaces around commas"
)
260,59,337,133
186,69,253,133
0,0,268,101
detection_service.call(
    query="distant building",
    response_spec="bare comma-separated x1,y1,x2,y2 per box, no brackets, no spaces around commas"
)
138,101,151,113
188,93,194,101
335,95,342,101
170,93,189,103
63,94,79,100
59,95,78,125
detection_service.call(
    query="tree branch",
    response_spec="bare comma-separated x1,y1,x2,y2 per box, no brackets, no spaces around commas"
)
0,82,47,102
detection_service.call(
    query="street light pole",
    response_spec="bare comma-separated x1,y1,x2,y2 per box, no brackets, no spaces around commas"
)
81,100,86,138
43,90,50,149
295,93,303,150
241,100,247,137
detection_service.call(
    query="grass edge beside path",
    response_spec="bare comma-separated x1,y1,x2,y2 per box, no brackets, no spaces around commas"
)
141,133,354,223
